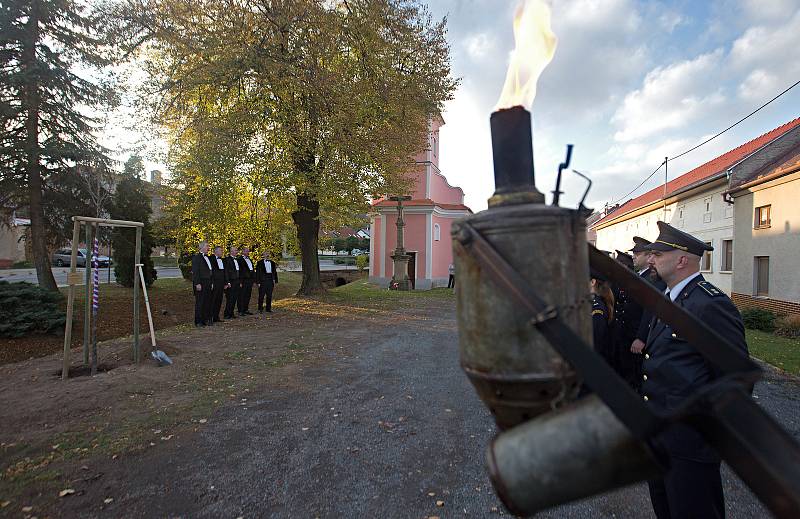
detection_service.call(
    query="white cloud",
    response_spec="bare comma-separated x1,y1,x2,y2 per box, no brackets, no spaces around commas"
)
463,32,496,61
612,50,726,142
738,69,780,101
658,11,685,33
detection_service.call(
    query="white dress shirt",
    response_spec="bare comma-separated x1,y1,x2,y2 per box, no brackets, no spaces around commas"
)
264,260,272,273
232,257,239,270
203,255,212,270
215,257,224,269
243,257,253,271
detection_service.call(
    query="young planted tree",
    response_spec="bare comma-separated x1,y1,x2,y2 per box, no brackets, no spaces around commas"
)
110,155,157,287
110,0,458,294
0,0,115,291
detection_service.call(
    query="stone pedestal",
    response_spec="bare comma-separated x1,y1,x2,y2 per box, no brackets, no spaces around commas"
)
390,251,411,290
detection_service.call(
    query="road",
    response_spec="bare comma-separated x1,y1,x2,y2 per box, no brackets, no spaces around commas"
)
47,295,796,518
0,266,183,286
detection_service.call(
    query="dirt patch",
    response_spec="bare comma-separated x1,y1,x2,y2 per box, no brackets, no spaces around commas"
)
0,275,303,366
0,281,453,516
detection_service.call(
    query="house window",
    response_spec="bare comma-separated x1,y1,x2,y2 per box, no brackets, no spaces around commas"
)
433,223,441,241
701,241,713,272
721,239,733,271
754,205,771,229
703,197,712,223
755,256,769,296
432,136,438,157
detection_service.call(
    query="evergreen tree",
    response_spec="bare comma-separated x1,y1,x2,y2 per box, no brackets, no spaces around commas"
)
110,155,157,287
0,0,116,291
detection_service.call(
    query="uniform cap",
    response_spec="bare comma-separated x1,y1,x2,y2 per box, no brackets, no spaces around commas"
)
649,221,713,256
630,236,652,253
615,250,633,267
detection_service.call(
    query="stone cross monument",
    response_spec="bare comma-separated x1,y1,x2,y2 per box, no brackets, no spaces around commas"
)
389,195,412,290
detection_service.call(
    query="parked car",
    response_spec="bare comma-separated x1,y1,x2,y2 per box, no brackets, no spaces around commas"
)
52,248,112,268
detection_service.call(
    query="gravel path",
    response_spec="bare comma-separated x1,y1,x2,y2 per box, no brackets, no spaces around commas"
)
51,299,800,518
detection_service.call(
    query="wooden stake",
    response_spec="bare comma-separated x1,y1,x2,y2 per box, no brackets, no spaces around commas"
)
83,223,93,365
133,226,142,363
62,219,81,380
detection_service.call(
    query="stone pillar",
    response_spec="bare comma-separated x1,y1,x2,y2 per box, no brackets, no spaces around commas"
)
389,196,412,290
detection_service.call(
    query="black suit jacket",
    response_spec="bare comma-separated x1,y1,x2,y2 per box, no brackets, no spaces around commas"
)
237,255,255,280
224,256,240,282
210,255,227,285
256,259,279,285
641,275,747,462
636,267,667,342
192,253,213,284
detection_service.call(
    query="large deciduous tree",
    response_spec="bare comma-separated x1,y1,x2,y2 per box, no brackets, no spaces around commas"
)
109,0,458,294
0,0,115,291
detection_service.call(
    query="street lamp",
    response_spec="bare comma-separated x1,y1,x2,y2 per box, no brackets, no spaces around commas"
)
389,195,412,290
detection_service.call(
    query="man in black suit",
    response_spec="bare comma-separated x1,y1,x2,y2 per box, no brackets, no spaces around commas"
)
224,245,241,319
210,245,229,323
237,246,255,315
641,222,748,519
255,250,279,313
191,241,213,327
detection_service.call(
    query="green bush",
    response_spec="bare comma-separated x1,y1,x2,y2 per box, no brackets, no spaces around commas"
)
0,281,66,338
741,307,777,332
356,255,368,272
178,252,193,281
775,314,800,339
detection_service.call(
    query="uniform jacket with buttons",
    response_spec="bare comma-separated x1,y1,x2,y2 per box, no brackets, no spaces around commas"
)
641,274,748,462
592,294,614,367
636,267,667,342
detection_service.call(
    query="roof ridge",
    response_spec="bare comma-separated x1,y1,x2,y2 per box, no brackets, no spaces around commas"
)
592,116,800,228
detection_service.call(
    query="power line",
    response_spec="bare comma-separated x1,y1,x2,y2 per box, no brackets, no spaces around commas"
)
607,78,800,206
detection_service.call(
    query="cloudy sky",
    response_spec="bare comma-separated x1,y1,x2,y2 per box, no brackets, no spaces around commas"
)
426,0,800,211
106,0,800,213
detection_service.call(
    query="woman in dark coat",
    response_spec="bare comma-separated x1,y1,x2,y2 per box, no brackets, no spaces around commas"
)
590,269,615,368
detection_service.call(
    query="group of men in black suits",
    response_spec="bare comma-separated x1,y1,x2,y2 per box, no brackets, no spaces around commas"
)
191,241,279,327
603,222,748,519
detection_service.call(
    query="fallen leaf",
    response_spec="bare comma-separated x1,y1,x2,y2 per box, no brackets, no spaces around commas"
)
22,506,32,512
59,489,75,497
160,435,173,441
427,492,436,497
302,427,309,431
436,500,445,507
111,454,118,460
0,501,10,508
104,498,114,504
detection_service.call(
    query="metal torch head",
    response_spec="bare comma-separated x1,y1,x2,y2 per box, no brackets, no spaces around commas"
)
452,107,592,430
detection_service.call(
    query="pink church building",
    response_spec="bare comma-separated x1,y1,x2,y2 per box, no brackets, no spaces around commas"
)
369,115,471,289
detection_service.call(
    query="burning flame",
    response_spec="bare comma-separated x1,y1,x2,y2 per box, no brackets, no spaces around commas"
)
494,0,557,111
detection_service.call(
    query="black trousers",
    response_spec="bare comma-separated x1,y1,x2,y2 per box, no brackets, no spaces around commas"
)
238,279,253,313
193,280,212,325
447,274,455,288
258,281,274,312
211,281,225,321
648,458,724,519
225,281,240,318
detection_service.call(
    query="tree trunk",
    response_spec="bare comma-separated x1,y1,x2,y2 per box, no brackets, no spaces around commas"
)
292,192,324,295
23,2,58,292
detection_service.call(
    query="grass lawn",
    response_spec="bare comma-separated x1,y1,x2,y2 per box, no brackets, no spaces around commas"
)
746,329,800,376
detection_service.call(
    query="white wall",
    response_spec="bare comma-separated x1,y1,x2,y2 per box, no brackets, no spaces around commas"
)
594,180,734,293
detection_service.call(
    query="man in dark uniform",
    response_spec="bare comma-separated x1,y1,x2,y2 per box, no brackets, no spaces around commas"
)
191,241,213,327
255,250,279,313
210,246,229,323
612,250,640,385
237,246,255,315
641,221,748,519
630,237,667,360
224,245,241,319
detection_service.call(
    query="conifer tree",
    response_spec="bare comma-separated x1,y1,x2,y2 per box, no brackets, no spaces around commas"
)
0,0,115,291
110,155,157,287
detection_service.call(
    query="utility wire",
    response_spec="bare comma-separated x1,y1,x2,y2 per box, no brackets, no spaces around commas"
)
607,78,800,206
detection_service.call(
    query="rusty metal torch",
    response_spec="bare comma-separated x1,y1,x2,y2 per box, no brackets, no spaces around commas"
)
451,106,662,516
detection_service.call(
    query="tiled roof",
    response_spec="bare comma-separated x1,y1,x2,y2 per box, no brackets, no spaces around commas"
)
372,198,471,212
593,116,800,228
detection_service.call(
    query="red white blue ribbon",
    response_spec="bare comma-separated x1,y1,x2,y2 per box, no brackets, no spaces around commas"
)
92,237,99,313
